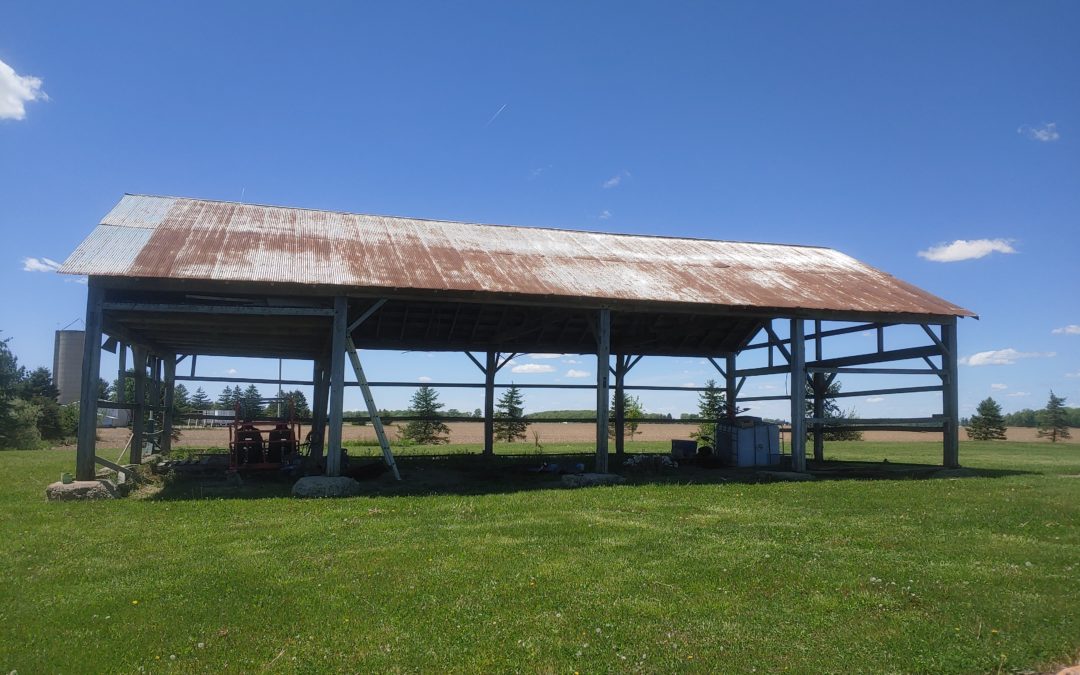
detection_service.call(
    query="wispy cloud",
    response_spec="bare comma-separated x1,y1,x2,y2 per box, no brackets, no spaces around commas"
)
1006,391,1031,398
961,348,1056,366
990,383,1008,391
511,363,555,374
1066,371,1080,379
22,256,60,272
563,358,581,365
866,397,885,403
602,170,631,189
0,58,48,121
565,369,590,378
1052,325,1080,335
599,209,612,220
418,376,433,382
225,368,238,376
485,103,507,127
918,239,1016,262
1018,122,1060,142
529,165,551,180
528,353,563,360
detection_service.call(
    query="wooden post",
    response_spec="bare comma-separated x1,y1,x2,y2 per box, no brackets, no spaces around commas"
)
941,319,960,468
483,351,496,457
789,318,807,472
325,296,347,477
725,354,737,419
115,343,126,403
614,354,626,458
310,357,328,462
75,283,104,481
812,372,825,463
145,355,160,454
130,346,147,465
595,308,611,473
160,354,176,456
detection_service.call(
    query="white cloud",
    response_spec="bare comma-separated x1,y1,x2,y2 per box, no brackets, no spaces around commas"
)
418,376,432,382
602,170,631,189
511,363,555,374
0,58,48,120
1006,391,1031,398
22,256,60,272
756,383,778,391
1052,325,1080,335
1018,122,1060,142
225,368,238,376
599,209,612,220
1066,371,1080,379
680,382,696,388
918,239,1016,262
990,383,1008,390
528,353,563,360
962,348,1056,366
866,397,885,403
562,358,581,365
565,369,590,378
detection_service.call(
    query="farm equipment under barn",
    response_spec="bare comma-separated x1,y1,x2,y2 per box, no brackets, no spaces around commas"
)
228,398,302,472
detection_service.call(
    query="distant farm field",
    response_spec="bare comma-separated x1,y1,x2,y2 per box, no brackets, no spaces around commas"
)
97,423,1080,449
2,441,1079,673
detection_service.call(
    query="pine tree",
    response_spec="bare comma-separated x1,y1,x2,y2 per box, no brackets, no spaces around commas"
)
1037,391,1072,443
608,392,644,440
400,385,450,445
804,380,863,441
493,384,528,442
692,379,726,445
240,384,263,420
172,383,192,417
279,389,311,418
966,397,1007,440
190,387,212,410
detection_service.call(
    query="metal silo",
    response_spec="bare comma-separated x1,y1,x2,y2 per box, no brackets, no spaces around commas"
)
53,330,85,405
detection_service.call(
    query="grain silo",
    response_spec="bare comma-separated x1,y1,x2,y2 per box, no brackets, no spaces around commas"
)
53,330,85,405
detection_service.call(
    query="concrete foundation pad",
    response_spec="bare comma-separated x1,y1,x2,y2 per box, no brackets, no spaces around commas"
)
561,473,626,488
292,475,361,498
46,479,118,501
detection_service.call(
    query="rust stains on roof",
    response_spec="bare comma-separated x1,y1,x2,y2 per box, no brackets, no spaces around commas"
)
59,194,975,319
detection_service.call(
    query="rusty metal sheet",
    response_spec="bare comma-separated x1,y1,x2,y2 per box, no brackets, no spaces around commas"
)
58,194,975,318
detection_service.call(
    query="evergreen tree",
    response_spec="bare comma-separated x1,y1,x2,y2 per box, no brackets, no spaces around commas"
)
172,383,192,417
966,397,1008,440
400,385,450,445
190,387,212,410
279,389,311,417
493,384,528,442
1037,391,1072,443
239,384,263,420
692,379,726,445
608,392,644,441
804,380,863,441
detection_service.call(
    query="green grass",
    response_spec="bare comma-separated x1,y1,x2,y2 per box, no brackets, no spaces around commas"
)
2,441,1079,673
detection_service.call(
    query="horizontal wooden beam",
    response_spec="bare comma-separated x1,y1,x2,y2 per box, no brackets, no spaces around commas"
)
104,302,336,317
831,385,943,399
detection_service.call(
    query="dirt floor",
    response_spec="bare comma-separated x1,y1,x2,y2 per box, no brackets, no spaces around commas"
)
97,423,1080,449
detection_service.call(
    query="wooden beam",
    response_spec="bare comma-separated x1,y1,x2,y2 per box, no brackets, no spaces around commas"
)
94,455,139,481
464,352,485,373
310,357,328,462
725,355,737,419
595,309,611,473
812,372,825,462
789,318,807,473
115,343,126,404
345,338,400,480
325,297,348,477
348,298,387,332
76,283,104,481
103,302,335,316
614,354,626,458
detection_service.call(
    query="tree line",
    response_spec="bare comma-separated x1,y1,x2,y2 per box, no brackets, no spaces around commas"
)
963,392,1072,442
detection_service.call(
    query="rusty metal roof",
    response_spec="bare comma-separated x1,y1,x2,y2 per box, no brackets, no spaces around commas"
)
59,194,974,319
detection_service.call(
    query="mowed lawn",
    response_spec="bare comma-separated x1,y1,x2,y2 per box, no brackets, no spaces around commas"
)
2,442,1079,673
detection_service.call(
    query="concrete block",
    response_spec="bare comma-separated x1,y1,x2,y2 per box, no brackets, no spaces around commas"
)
46,479,118,501
292,475,361,498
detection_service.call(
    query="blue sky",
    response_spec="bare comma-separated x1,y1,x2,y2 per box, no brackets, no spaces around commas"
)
2,2,1077,420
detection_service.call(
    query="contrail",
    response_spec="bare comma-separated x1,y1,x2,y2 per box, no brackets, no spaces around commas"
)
485,103,507,127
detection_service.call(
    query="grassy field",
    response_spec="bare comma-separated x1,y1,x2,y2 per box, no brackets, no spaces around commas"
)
2,442,1079,673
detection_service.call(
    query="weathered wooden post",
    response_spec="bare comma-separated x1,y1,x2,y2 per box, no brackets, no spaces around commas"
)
75,283,104,481
483,351,496,457
595,308,611,473
613,354,626,458
942,319,960,468
789,318,807,472
325,297,348,477
130,346,147,465
160,354,176,456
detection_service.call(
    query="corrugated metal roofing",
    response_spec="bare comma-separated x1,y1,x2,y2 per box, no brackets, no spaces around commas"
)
59,194,975,319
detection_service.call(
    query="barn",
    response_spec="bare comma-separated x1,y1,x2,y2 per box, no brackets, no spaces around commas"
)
58,194,975,482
